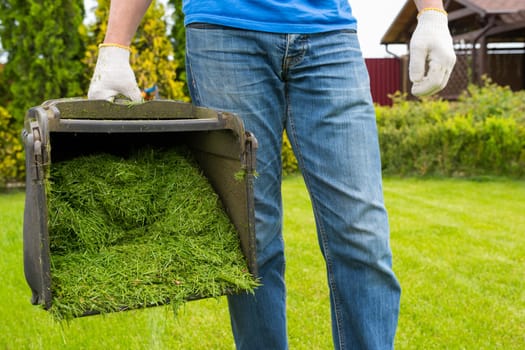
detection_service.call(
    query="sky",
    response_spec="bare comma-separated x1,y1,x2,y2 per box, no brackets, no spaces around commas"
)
351,0,409,57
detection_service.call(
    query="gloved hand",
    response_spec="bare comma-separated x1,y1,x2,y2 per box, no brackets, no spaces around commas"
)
87,45,143,102
409,9,456,96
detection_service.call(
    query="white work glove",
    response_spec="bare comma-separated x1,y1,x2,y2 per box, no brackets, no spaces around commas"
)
409,9,456,96
87,45,143,102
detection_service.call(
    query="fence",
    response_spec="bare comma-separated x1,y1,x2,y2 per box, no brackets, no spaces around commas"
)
365,58,401,106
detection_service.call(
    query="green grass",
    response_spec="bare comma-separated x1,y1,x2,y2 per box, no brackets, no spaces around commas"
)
1,176,524,349
385,177,525,349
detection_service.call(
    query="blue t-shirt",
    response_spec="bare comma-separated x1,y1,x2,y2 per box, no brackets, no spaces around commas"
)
183,0,357,34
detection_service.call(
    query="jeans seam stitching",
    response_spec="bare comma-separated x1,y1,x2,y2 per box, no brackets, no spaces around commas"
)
285,108,346,349
184,45,201,105
313,200,346,350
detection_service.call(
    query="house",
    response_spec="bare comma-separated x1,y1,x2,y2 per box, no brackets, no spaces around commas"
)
381,0,525,98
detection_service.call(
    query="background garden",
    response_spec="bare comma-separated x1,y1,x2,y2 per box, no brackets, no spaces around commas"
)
1,0,524,184
1,0,524,349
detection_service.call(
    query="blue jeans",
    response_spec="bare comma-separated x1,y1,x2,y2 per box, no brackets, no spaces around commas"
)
186,25,401,350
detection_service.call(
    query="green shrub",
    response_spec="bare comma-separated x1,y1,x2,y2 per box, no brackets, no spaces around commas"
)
376,93,451,175
0,106,24,187
376,80,525,178
454,77,525,124
476,116,524,175
282,131,299,175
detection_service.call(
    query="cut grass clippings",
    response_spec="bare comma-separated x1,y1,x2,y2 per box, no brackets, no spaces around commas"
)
47,146,258,320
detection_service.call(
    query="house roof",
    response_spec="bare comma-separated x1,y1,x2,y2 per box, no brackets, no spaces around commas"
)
381,1,417,44
381,0,525,44
465,0,525,14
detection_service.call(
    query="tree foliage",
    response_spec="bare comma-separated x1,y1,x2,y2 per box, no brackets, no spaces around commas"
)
0,105,24,186
0,0,86,123
167,0,187,94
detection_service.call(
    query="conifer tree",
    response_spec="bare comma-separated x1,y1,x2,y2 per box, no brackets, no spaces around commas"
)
85,0,187,101
0,105,23,186
0,0,86,123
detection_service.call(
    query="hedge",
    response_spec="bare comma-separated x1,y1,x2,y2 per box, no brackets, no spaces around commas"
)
282,80,525,178
1,81,524,187
376,80,525,178
0,106,24,188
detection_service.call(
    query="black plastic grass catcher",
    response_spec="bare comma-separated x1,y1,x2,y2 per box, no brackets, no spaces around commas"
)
22,98,258,317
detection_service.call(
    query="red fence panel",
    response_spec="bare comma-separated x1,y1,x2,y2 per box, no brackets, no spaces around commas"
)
365,58,401,106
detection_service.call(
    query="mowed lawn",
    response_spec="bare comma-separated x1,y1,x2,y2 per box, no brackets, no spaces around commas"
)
1,176,523,349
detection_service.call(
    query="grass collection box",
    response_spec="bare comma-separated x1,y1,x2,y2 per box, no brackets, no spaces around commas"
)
22,98,258,318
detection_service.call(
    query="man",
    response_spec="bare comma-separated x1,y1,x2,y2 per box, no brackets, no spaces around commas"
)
88,1,456,349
